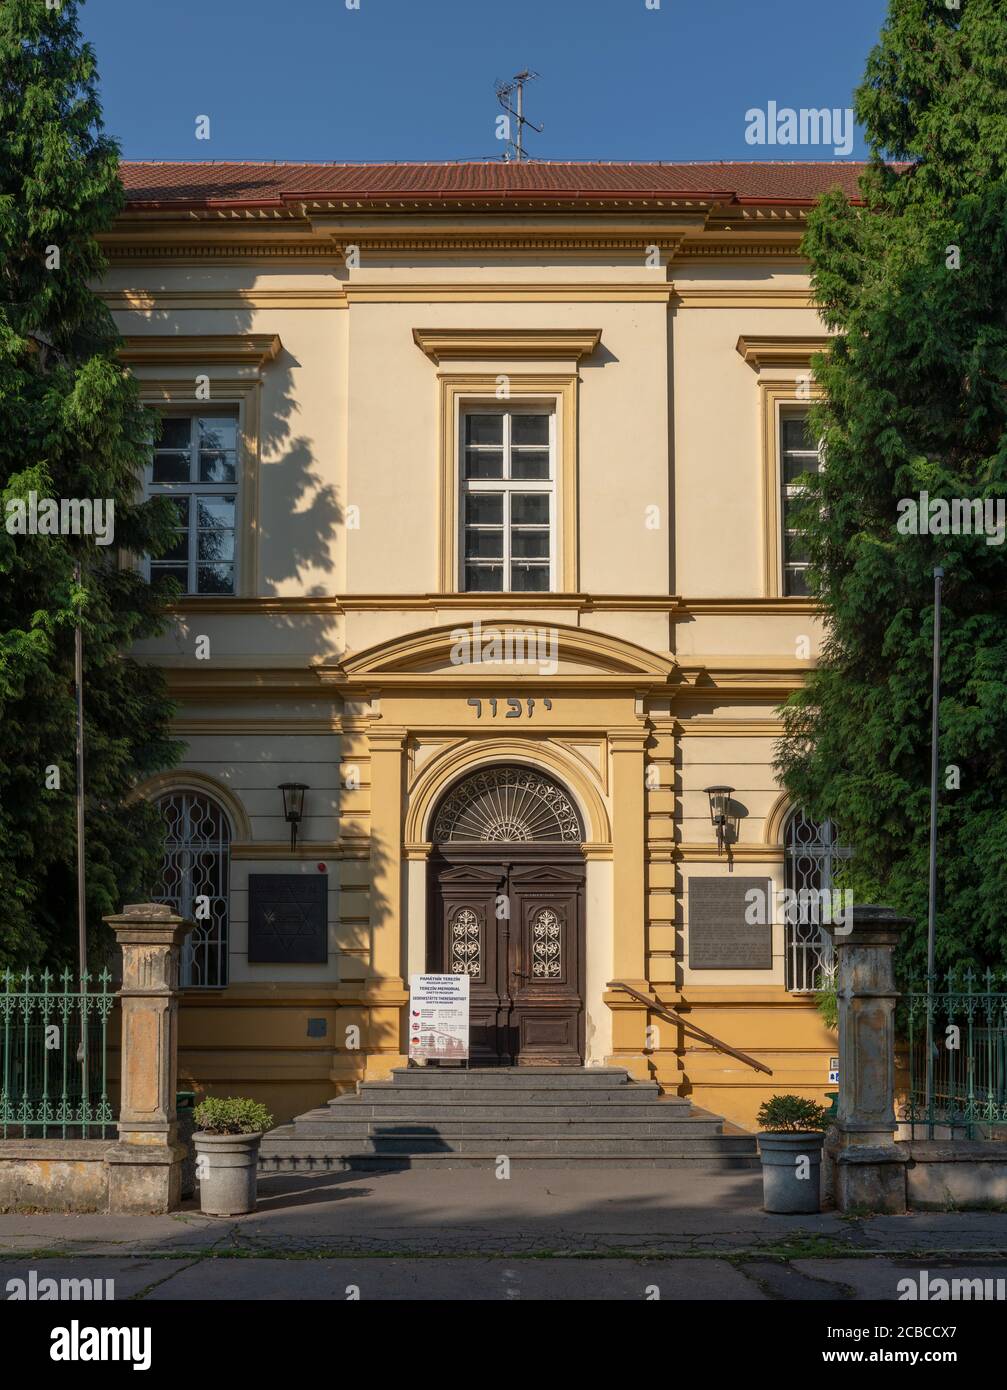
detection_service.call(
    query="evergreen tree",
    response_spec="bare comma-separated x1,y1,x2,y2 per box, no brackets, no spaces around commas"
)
0,0,179,969
776,0,1007,979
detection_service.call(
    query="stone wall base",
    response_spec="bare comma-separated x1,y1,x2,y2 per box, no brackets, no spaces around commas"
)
0,1139,187,1214
105,1141,186,1215
835,1146,909,1214
829,1140,1007,1213
906,1141,1007,1209
0,1141,110,1213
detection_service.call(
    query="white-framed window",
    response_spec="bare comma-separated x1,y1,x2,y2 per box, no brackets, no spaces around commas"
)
780,409,823,597
784,808,852,992
146,411,239,596
459,406,555,592
154,791,231,988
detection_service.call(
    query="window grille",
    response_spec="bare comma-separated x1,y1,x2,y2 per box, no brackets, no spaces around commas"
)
784,808,851,992
154,791,231,987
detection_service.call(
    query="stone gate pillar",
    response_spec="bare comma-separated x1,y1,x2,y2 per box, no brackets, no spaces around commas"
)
103,903,188,1214
822,903,910,1213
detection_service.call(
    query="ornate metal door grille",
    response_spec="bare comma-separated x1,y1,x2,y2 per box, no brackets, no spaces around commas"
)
531,907,563,978
449,906,483,977
784,808,851,992
154,792,231,988
432,766,582,843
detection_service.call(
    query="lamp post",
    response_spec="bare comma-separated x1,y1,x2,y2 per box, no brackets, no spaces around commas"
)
73,560,87,1075
925,567,944,1120
74,561,86,983
278,783,308,852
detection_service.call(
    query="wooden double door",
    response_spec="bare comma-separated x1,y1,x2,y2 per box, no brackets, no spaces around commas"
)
430,849,585,1066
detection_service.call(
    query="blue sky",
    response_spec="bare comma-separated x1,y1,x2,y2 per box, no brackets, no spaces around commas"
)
81,0,889,163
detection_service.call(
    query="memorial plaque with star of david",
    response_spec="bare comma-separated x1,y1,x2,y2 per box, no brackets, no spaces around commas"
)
248,874,328,964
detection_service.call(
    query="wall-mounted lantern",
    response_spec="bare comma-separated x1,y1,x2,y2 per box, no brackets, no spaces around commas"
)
703,785,736,856
278,783,309,851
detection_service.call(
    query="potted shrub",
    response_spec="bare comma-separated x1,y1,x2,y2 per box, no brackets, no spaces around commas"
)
193,1097,274,1216
756,1094,828,1214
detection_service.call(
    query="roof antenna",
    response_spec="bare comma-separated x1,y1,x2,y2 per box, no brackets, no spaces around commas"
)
495,70,543,162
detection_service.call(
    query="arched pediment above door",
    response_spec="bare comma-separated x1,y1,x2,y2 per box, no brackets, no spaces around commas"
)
323,620,676,688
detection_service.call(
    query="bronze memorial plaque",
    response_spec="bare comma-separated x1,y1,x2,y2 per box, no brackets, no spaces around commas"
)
688,877,773,970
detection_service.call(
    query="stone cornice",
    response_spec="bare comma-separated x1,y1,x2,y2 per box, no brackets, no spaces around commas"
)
672,717,785,738
161,667,323,700
153,662,809,703
676,288,815,309
119,333,282,367
163,592,816,617
100,283,676,311
104,288,346,311
676,663,809,700
104,243,338,264
350,282,671,304
736,334,834,368
682,596,821,615
96,203,822,266
676,239,804,260
412,327,602,363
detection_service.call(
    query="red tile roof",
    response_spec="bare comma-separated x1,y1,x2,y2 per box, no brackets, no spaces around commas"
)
119,160,871,210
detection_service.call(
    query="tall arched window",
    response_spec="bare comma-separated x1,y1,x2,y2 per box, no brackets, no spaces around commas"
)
154,791,231,988
784,808,851,992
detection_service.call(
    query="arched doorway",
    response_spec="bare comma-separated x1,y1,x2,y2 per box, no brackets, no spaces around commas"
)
428,764,586,1067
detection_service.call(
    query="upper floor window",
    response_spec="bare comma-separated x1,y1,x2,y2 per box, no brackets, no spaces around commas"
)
460,407,554,592
780,410,823,596
147,412,239,596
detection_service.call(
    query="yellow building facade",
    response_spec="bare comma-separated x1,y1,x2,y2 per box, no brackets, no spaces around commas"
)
108,161,858,1130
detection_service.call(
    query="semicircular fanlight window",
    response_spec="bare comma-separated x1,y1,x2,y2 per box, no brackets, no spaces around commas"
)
433,765,582,844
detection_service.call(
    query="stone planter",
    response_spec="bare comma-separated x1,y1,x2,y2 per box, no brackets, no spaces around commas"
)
758,1132,825,1214
193,1132,263,1216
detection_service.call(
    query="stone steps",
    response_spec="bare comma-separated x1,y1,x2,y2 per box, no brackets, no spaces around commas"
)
260,1065,759,1171
258,1144,757,1173
289,1114,727,1139
361,1067,646,1089
339,1089,676,1108
320,1103,691,1121
263,1131,756,1156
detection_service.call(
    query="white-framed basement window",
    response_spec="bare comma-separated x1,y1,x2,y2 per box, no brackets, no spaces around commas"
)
780,408,823,597
459,406,555,592
146,411,239,596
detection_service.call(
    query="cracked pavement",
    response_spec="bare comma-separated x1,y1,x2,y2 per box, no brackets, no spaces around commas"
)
2,1168,1006,1299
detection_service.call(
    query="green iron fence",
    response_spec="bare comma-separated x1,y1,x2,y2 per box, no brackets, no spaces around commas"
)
904,969,1007,1139
0,968,116,1139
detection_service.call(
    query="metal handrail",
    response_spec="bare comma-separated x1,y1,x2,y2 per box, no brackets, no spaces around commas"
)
607,979,773,1076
